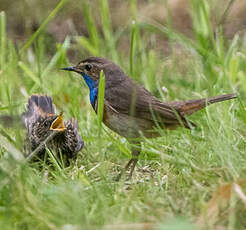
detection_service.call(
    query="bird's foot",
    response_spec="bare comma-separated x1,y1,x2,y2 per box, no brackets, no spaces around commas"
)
115,158,138,181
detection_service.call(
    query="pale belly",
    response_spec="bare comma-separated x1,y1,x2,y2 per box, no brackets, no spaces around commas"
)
103,109,160,139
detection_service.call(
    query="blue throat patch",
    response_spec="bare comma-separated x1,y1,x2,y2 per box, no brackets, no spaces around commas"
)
81,73,98,108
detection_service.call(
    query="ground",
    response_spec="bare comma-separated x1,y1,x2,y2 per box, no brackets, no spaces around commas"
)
0,0,246,229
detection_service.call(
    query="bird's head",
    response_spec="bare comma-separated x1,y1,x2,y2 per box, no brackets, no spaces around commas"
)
62,57,126,107
35,112,66,141
62,57,110,82
62,57,115,107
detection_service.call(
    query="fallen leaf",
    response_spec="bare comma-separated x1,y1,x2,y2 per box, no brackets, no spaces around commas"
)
198,179,246,227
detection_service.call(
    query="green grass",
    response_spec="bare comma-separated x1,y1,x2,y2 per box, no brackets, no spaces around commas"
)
0,0,246,229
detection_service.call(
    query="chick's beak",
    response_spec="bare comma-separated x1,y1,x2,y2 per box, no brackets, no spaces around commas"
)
50,112,66,132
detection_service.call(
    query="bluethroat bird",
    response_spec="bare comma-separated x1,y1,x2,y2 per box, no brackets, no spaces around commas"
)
62,57,237,179
23,95,84,164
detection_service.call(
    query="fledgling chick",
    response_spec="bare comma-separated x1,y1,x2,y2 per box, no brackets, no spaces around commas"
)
22,95,84,164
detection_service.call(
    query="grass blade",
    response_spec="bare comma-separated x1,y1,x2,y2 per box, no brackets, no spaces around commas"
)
20,0,67,54
129,20,136,76
0,11,6,70
99,0,118,61
218,0,235,27
97,70,105,137
0,133,24,161
82,2,100,54
18,61,41,86
41,36,70,78
76,36,98,56
46,148,62,172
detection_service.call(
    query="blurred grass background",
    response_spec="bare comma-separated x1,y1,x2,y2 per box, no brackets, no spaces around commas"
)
0,0,246,229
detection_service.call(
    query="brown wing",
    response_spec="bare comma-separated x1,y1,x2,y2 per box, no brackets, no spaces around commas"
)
104,74,191,128
62,118,84,157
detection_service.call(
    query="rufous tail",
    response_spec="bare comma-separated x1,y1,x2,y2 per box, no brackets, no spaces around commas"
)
172,93,237,116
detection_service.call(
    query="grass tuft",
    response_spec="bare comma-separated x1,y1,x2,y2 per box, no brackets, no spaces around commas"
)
0,0,245,229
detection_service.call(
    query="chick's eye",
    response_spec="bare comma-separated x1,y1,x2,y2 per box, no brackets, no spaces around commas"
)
85,64,92,71
44,120,49,127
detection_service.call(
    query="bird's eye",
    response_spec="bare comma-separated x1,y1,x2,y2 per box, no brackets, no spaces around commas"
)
44,120,49,127
85,64,92,71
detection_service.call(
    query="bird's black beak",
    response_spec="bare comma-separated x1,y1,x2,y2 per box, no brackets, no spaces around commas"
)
61,66,76,72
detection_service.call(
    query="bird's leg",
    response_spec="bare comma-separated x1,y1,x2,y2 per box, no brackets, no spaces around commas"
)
127,144,141,180
115,142,141,181
127,158,138,180
124,158,134,171
115,158,135,181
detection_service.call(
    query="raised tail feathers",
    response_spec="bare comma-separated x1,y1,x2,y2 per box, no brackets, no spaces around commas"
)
26,95,55,115
22,95,56,130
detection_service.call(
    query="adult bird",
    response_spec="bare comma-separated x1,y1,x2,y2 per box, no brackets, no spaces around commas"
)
62,57,237,179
